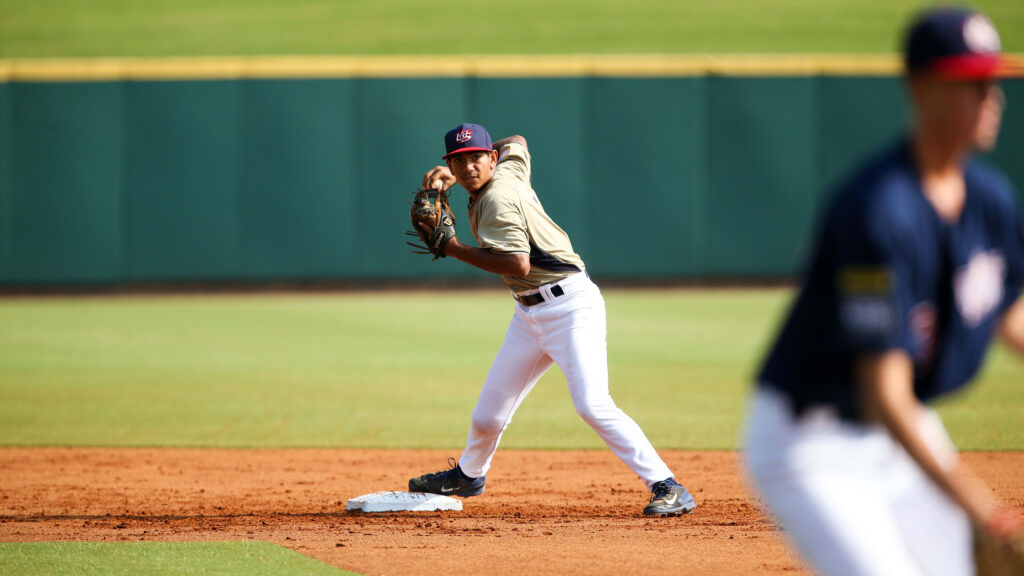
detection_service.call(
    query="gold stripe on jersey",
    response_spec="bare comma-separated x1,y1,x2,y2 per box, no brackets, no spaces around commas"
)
467,142,585,293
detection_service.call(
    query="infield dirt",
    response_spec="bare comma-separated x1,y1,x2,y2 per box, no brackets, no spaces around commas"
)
2,449,1022,575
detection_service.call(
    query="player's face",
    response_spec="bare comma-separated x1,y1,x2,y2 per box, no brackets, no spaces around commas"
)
912,76,1004,151
446,150,498,193
973,82,1004,152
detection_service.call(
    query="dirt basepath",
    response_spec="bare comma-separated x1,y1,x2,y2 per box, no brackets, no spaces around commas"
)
1,449,1021,575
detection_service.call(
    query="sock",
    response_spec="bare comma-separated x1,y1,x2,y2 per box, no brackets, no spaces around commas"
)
659,477,682,490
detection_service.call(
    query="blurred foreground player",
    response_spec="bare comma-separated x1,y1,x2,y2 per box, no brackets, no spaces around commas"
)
744,8,1024,576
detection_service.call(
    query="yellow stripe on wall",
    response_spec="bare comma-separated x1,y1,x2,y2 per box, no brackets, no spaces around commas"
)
0,54,1018,81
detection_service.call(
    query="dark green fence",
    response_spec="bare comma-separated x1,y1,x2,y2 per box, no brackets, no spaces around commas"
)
1,76,1021,284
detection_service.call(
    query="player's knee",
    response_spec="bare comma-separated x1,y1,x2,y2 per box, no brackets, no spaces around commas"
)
470,412,506,436
573,396,615,426
575,406,599,427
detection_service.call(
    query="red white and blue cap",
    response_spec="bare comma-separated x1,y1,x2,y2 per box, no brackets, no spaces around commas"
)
443,123,492,159
905,8,1017,79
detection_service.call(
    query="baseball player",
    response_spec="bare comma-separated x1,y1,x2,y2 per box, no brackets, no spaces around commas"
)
406,123,696,516
744,8,1024,576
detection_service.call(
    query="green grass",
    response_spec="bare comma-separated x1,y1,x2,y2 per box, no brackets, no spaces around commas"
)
0,0,1022,58
0,541,356,576
0,290,1020,450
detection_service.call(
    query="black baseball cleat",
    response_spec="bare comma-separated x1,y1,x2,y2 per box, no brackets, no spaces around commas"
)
643,478,697,516
408,458,486,498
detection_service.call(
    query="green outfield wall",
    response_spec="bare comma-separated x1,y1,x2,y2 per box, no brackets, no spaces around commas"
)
1,63,1021,285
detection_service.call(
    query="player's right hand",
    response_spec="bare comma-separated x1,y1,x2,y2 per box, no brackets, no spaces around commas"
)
422,166,456,192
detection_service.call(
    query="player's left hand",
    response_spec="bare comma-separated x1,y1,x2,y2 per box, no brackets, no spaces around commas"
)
407,188,457,260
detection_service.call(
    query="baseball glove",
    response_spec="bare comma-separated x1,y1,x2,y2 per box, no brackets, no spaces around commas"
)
407,188,457,260
975,527,1024,576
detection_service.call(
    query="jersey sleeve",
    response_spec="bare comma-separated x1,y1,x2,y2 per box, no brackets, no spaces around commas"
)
830,196,917,354
998,187,1024,313
474,190,530,254
494,141,531,184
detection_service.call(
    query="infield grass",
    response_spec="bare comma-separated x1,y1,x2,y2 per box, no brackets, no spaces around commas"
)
0,0,1022,58
0,541,356,576
0,290,1020,451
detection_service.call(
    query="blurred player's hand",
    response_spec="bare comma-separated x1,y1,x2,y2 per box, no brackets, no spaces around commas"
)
975,508,1024,576
422,166,456,192
987,507,1024,540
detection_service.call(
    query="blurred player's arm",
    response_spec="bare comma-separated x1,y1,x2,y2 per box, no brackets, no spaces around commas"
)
999,299,1024,356
1001,196,1024,356
857,352,1004,532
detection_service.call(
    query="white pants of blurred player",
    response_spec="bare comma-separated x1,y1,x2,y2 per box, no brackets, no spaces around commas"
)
743,387,973,576
458,271,674,488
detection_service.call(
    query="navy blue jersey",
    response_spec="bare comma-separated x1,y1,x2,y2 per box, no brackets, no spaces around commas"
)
759,140,1024,421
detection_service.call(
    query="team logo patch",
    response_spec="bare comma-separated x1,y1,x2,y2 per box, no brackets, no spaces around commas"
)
838,266,896,338
838,267,893,294
954,249,1005,327
841,296,895,337
455,129,473,143
442,217,453,226
963,14,1001,53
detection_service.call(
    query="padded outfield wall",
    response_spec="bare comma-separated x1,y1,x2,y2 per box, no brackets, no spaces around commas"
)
0,56,1021,285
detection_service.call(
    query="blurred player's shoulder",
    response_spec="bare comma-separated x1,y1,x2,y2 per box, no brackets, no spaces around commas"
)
825,140,922,234
965,154,1020,209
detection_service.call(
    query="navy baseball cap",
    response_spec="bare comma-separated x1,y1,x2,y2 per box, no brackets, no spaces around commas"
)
904,8,1015,79
443,123,492,159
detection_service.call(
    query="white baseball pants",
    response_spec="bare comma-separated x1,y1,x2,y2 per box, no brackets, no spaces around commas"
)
458,272,674,489
743,387,973,576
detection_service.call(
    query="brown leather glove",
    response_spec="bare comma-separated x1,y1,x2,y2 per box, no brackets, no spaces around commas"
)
407,188,457,260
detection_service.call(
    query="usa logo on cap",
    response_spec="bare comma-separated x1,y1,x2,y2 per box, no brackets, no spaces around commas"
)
443,123,493,159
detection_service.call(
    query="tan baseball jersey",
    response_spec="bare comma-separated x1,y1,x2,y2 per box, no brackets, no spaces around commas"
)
467,142,585,293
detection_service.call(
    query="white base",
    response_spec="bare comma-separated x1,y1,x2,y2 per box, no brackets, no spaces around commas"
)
346,491,463,513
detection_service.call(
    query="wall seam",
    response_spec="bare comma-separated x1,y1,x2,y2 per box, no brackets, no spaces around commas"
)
0,82,13,283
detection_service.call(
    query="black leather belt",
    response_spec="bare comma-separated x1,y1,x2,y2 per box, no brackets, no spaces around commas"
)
516,284,565,307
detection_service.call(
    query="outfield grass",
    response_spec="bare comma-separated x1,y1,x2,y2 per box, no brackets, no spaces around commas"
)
0,542,355,576
0,0,1021,58
0,290,1020,451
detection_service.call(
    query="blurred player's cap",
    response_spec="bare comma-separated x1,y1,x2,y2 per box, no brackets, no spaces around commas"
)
905,8,1018,79
443,123,492,159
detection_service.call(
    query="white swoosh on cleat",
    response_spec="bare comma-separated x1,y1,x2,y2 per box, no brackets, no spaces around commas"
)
440,487,456,493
